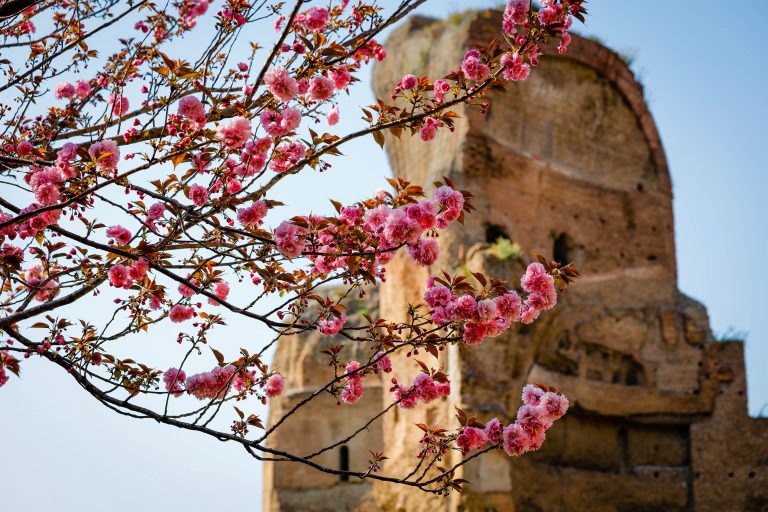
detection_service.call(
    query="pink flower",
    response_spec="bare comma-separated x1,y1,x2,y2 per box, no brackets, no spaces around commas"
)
419,116,441,142
405,200,437,230
264,66,298,101
274,221,307,258
226,178,242,194
269,140,306,173
476,299,499,323
163,368,187,397
327,106,339,126
318,314,345,336
383,209,420,246
398,74,418,90
128,258,149,281
185,365,236,400
424,285,451,309
88,140,120,172
500,52,531,81
558,32,572,54
208,281,230,305
453,294,477,320
75,80,92,98
521,262,553,294
147,203,165,220
329,66,351,90
433,79,451,103
521,384,544,406
237,200,268,227
16,140,32,155
461,50,490,82
188,184,209,207
265,373,285,397
485,418,504,444
502,423,530,456
108,94,129,116
392,382,418,409
459,426,488,453
340,361,363,404
297,6,329,31
434,185,464,214
407,238,439,266
517,404,549,437
309,76,335,101
178,278,199,298
108,264,131,288
106,225,131,245
504,0,530,29
237,62,248,72
463,321,487,345
55,82,76,99
520,304,540,324
216,116,252,148
494,292,522,321
169,304,194,323
178,95,206,123
373,352,392,373
539,3,563,25
539,391,569,420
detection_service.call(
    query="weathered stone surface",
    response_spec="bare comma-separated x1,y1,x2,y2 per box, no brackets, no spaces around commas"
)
263,8,767,511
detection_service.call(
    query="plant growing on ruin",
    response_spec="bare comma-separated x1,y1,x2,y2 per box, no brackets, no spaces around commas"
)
0,0,584,495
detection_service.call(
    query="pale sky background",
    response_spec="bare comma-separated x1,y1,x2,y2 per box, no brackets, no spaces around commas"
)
1,1,766,511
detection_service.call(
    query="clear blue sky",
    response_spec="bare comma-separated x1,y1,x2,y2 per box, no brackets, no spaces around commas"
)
1,2,765,511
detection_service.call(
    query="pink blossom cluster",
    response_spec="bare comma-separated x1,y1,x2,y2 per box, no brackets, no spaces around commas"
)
20,143,79,207
317,314,346,336
390,372,451,409
177,0,212,28
188,184,209,207
269,139,306,173
461,50,491,82
184,365,236,400
501,385,569,456
54,80,92,100
454,384,568,456
274,220,308,258
340,361,364,404
260,106,301,137
169,304,195,323
108,258,149,288
0,351,20,388
162,366,285,400
88,140,120,172
265,373,285,398
177,95,206,128
0,205,60,241
423,261,559,345
207,281,230,305
106,225,132,245
216,116,252,148
339,353,392,404
236,200,268,227
295,6,330,32
502,0,530,33
273,185,463,281
107,94,129,117
24,263,59,302
163,367,187,396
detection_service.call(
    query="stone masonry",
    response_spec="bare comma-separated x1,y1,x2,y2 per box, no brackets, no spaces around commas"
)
263,9,768,512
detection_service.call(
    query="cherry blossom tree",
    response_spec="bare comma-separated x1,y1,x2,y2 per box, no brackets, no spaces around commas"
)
0,0,585,495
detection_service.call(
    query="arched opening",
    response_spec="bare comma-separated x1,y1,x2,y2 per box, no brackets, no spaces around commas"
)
339,445,350,481
553,232,572,264
485,223,509,244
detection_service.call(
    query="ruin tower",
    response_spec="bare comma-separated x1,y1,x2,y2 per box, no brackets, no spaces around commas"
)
263,9,767,511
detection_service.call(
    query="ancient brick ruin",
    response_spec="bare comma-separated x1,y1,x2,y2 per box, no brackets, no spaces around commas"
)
263,9,767,512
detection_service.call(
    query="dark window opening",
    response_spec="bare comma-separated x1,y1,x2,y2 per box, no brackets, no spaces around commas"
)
339,445,350,481
485,223,509,244
553,233,571,264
